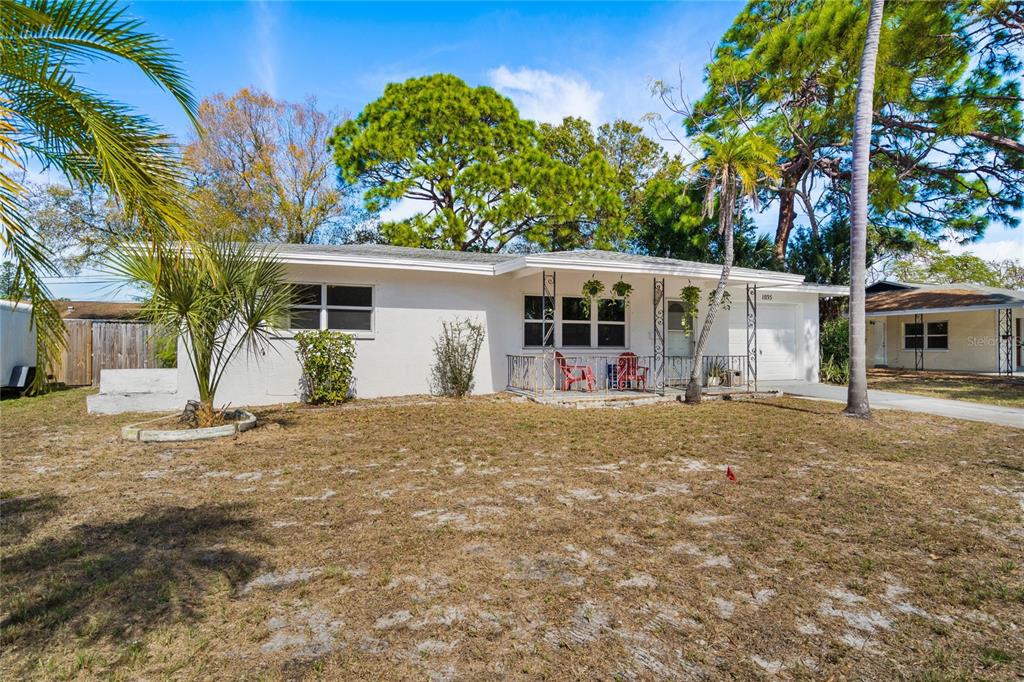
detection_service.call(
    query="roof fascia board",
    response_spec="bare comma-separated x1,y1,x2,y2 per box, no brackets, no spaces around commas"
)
510,255,804,285
760,284,850,296
274,252,497,275
866,302,1024,317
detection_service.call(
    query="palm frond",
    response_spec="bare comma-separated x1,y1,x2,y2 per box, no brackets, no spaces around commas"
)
1,0,197,122
1,0,199,390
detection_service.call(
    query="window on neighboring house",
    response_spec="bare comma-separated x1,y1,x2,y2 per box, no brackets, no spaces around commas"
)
523,295,554,347
904,320,948,350
560,296,627,348
289,284,373,332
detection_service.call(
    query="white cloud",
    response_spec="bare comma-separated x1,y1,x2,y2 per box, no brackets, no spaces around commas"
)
945,238,1024,262
380,197,431,223
249,0,278,96
488,66,603,124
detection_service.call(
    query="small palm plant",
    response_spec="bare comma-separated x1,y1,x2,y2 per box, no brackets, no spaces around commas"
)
109,243,293,427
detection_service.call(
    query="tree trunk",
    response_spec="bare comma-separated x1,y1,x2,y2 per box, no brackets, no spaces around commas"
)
845,0,885,419
772,156,810,264
686,181,736,404
197,398,217,428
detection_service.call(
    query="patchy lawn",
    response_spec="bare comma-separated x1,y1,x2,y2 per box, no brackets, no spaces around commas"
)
1,388,1022,680
868,368,1024,408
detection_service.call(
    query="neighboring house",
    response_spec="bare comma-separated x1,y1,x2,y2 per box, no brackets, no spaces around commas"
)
89,245,845,413
60,301,143,321
865,281,1024,374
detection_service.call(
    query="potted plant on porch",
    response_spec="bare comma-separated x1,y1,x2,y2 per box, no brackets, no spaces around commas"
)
706,360,726,387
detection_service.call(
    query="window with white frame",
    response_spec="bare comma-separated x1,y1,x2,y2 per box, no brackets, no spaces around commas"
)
560,296,626,348
289,284,373,332
523,295,554,347
904,320,948,350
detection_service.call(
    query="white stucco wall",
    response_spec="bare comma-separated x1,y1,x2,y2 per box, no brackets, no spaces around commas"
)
0,301,36,383
721,287,821,383
868,308,1024,373
170,265,823,407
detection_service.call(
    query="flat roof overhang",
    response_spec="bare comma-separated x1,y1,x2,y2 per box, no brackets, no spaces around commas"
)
495,257,806,286
866,302,1024,317
273,252,497,276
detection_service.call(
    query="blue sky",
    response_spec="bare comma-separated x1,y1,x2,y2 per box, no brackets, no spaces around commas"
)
49,0,1023,299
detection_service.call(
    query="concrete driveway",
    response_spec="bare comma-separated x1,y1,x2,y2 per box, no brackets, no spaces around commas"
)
765,381,1024,429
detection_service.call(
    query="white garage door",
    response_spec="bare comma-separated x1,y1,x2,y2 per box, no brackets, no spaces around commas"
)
757,304,798,380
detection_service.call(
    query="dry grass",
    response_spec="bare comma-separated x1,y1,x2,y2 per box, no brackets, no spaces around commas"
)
1,387,1022,680
867,368,1024,408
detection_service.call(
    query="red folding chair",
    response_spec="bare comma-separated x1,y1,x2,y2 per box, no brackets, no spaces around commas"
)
555,351,596,391
616,352,649,391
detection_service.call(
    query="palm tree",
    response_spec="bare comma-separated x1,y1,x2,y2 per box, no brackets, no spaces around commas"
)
108,242,293,427
845,0,886,419
1,0,197,388
684,131,778,403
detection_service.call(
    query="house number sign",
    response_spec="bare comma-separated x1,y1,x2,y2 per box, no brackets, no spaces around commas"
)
760,293,773,301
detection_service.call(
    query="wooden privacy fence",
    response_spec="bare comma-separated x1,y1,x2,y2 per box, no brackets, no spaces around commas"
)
52,320,160,386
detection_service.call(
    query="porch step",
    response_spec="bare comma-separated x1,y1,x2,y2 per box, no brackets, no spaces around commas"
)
523,393,678,409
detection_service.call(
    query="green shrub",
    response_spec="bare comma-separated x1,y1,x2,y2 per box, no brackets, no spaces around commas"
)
294,330,356,404
819,317,850,384
152,333,177,368
820,317,849,365
430,318,485,398
820,355,850,385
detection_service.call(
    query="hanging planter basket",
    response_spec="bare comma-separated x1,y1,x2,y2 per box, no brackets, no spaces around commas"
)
679,285,701,336
581,277,604,316
611,278,633,307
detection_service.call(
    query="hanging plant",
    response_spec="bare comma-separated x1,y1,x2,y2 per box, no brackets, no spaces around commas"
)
679,285,701,336
611,278,632,307
580,277,604,316
708,289,732,311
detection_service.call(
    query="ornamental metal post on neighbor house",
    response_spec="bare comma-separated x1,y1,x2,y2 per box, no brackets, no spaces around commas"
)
997,307,1014,376
914,313,925,371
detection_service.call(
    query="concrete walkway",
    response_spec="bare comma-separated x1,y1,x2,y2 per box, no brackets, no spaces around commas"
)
765,381,1024,428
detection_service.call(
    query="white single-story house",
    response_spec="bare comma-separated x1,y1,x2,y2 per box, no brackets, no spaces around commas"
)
87,245,847,413
865,281,1024,374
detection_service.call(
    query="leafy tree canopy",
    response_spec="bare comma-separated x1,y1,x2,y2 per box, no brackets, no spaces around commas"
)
634,172,774,270
20,182,132,274
331,74,625,252
692,0,1023,263
888,235,1023,288
538,117,667,246
185,89,359,244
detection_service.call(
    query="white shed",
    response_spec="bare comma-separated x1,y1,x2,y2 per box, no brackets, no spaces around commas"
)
0,300,36,383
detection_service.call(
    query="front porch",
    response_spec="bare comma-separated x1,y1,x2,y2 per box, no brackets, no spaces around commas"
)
503,266,766,400
505,353,753,399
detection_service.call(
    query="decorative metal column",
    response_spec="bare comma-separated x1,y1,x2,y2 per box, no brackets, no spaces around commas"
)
653,278,665,395
914,313,924,371
997,307,1013,376
746,283,758,391
542,270,556,391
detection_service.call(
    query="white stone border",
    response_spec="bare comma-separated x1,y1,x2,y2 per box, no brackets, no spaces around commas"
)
121,410,257,442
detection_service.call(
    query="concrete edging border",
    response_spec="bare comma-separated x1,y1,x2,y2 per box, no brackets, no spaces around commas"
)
121,410,257,442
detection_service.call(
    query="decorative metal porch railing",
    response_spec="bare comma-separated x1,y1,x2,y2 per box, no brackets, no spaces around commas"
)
506,354,750,394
